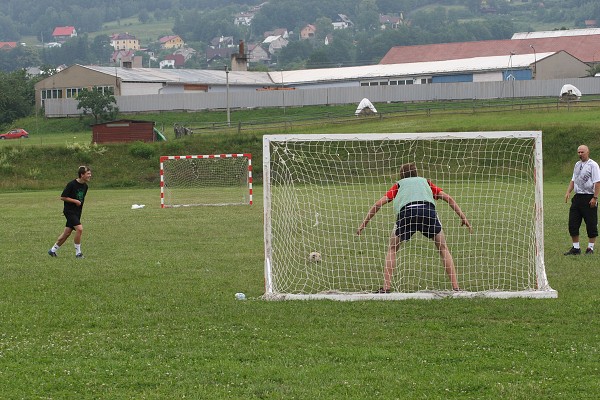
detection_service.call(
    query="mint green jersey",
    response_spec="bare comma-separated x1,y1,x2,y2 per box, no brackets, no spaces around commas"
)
392,177,435,214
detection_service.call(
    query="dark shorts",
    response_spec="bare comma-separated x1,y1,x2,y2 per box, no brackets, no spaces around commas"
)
569,194,598,238
395,202,442,242
64,212,82,229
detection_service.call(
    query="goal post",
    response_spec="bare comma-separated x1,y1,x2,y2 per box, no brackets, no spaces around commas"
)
160,153,252,208
263,132,556,300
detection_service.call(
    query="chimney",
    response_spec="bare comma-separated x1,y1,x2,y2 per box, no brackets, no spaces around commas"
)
239,40,245,55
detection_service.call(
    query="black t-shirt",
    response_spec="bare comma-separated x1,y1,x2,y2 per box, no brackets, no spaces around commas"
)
61,179,88,215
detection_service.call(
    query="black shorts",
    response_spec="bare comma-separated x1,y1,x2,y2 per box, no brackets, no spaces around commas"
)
395,202,442,242
64,212,82,229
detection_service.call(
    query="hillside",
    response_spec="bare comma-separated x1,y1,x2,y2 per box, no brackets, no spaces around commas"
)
2,0,599,72
1,100,599,191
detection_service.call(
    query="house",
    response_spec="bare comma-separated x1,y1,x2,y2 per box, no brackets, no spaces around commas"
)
264,28,289,39
332,14,353,30
324,34,333,46
206,48,235,66
111,49,136,64
234,11,255,26
163,54,185,68
159,35,184,49
263,35,288,54
379,14,403,30
247,43,270,64
173,47,197,62
110,33,140,51
300,24,316,40
210,36,234,49
52,26,77,43
159,59,175,69
0,42,17,50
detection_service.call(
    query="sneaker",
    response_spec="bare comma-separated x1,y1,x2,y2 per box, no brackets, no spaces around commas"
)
585,248,594,255
48,250,57,257
375,287,391,293
564,247,581,256
75,253,85,259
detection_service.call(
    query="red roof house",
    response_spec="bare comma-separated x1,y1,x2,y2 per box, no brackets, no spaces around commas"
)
52,26,77,43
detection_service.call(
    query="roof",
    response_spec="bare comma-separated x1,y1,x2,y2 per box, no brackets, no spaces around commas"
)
159,35,181,43
112,33,137,40
512,28,600,39
380,34,600,64
0,42,17,49
271,53,554,85
52,26,76,36
80,65,274,86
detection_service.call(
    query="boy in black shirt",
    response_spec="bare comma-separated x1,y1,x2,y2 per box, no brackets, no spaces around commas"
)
48,166,92,258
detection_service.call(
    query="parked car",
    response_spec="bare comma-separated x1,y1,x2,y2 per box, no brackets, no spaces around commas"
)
0,129,29,139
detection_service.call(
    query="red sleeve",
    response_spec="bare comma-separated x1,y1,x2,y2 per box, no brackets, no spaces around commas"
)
428,180,443,199
385,183,399,199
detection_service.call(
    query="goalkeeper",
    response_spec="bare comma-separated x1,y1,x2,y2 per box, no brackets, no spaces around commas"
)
356,162,472,292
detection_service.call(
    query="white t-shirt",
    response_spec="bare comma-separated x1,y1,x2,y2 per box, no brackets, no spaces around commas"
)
572,158,600,194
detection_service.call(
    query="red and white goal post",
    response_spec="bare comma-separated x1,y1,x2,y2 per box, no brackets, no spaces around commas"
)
160,153,252,208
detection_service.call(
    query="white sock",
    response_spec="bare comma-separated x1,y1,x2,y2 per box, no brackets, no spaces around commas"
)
75,244,81,254
589,243,595,250
573,242,580,249
51,244,60,252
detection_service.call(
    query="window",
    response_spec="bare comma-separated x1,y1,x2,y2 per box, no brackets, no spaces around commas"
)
66,88,83,98
41,89,63,99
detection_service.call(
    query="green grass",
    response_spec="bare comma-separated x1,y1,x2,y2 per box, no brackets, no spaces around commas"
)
0,182,598,398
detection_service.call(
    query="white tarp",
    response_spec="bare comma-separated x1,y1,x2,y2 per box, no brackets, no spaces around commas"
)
560,84,582,98
355,98,377,115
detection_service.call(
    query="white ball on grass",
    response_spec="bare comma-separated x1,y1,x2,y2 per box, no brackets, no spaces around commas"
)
308,252,322,262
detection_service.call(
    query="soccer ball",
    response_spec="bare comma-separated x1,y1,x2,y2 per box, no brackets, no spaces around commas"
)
308,251,322,262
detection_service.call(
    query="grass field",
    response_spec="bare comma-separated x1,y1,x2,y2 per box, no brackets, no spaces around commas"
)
1,182,598,399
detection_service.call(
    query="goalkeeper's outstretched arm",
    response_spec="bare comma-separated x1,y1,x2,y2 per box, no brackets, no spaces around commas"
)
356,195,391,235
437,191,473,233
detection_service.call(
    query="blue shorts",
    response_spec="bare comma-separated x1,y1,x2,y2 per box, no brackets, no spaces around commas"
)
395,202,442,242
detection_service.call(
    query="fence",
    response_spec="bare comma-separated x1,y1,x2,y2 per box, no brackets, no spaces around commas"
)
44,77,600,118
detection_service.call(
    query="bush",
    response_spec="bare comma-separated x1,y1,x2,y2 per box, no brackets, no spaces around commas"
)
129,141,156,159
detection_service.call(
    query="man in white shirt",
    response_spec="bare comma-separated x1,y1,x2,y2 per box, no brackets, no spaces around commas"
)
564,145,600,255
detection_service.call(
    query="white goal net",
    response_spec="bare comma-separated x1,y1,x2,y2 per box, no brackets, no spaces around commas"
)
160,154,252,208
263,132,556,300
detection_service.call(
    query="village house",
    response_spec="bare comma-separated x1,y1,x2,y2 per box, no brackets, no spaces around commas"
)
332,14,353,30
379,14,403,30
159,35,184,49
0,42,18,50
210,36,235,49
263,35,289,54
247,43,270,64
52,26,77,43
300,24,316,40
110,33,140,51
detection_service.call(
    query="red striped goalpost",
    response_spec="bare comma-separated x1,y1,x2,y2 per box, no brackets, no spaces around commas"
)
160,153,252,208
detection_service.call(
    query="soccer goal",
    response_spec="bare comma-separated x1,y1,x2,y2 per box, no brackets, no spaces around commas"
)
263,132,557,300
160,153,252,208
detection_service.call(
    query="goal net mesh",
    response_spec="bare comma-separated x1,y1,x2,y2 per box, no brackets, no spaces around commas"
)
161,154,252,207
264,133,554,299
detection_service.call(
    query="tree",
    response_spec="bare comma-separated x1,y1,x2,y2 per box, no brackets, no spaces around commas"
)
76,88,119,124
0,70,35,125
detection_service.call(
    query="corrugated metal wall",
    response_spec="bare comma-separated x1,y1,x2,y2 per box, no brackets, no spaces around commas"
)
44,77,600,117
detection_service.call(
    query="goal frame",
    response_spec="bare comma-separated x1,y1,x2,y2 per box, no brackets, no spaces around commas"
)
160,153,252,208
263,132,557,300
